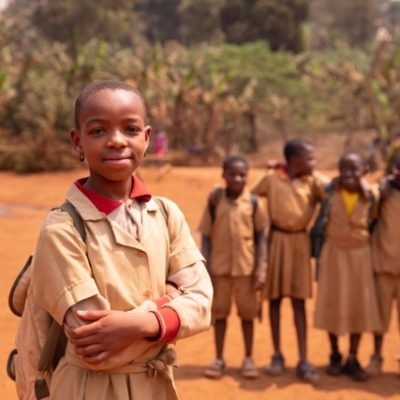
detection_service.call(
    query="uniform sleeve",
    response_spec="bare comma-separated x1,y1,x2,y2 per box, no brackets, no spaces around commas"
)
251,173,270,198
31,210,99,325
162,261,213,340
161,198,205,275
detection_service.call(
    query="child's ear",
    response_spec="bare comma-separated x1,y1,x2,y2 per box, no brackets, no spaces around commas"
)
144,125,152,153
70,129,82,157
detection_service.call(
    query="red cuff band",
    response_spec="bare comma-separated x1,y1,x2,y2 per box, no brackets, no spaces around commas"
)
151,308,180,342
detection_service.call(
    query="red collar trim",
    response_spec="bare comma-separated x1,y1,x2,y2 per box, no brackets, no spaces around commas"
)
75,175,152,214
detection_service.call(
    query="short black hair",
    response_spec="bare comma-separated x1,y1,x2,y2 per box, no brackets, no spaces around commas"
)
283,138,313,161
339,150,364,165
222,154,248,171
74,80,147,129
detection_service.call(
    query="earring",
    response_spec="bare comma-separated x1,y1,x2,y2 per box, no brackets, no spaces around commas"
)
79,152,85,162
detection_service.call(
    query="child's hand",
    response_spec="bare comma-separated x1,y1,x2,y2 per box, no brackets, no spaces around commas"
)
253,267,267,290
68,309,159,364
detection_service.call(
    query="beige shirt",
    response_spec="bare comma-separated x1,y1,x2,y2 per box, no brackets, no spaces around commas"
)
251,168,326,231
199,190,266,277
372,189,400,275
31,184,212,372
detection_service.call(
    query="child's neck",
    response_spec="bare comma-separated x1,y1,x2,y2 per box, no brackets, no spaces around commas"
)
225,188,242,200
84,177,132,201
286,165,303,180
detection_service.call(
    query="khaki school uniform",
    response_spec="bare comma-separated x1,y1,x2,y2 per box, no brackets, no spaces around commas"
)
199,190,266,319
314,187,381,335
251,168,325,299
31,183,212,400
372,188,400,332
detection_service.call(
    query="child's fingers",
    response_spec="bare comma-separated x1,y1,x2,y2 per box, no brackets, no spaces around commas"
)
75,343,104,358
82,351,111,364
75,309,110,321
69,333,98,346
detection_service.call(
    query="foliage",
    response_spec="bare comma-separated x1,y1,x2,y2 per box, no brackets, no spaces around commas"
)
0,0,399,172
220,0,308,52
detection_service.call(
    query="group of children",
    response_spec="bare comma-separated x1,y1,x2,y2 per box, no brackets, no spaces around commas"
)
11,78,400,399
200,139,400,384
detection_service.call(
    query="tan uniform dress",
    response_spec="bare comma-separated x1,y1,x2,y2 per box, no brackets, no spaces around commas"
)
314,189,381,335
372,188,400,332
31,184,212,400
251,168,325,299
199,190,266,319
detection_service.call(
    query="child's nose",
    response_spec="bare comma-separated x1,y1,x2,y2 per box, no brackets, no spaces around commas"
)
108,129,127,147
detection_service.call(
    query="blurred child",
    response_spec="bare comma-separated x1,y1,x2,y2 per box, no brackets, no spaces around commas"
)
251,138,325,384
314,151,381,381
30,80,213,400
367,150,400,376
200,155,267,379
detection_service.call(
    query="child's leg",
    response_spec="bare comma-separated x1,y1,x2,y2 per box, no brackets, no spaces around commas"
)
214,318,227,360
292,298,320,383
291,298,307,362
372,334,383,357
349,333,361,356
240,319,259,378
328,332,339,353
342,333,367,381
204,318,227,378
326,332,342,375
266,297,285,376
269,297,282,355
241,319,254,358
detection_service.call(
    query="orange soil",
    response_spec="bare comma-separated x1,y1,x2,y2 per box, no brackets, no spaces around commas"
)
1,167,399,400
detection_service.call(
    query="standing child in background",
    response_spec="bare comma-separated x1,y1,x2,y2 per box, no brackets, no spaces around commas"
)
314,151,381,381
200,155,267,379
29,80,213,400
367,151,400,376
251,139,325,384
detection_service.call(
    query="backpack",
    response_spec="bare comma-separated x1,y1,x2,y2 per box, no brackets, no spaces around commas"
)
7,197,169,400
7,201,85,400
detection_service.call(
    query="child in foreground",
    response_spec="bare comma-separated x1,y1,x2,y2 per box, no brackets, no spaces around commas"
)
200,155,267,379
30,80,213,399
251,139,325,384
314,151,381,381
367,151,400,376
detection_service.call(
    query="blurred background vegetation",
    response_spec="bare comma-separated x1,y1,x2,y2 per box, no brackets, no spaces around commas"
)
1,0,400,172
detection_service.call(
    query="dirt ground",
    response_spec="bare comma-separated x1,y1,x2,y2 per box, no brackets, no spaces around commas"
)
1,165,400,400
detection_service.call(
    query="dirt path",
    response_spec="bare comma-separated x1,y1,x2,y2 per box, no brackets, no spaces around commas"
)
1,168,399,399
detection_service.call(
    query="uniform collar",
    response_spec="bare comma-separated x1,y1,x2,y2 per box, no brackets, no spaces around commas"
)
75,175,151,215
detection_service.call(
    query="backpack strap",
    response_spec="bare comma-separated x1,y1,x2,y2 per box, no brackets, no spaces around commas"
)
37,202,86,377
58,201,86,242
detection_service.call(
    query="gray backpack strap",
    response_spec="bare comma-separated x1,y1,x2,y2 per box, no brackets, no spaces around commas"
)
36,202,86,385
58,201,86,242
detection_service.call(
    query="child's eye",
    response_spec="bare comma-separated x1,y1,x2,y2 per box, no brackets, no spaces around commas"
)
126,126,141,135
89,127,106,135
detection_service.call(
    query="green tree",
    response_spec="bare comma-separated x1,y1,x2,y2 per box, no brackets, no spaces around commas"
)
220,0,309,52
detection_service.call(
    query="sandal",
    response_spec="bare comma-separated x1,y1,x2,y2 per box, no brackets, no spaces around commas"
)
240,357,259,379
204,358,225,379
266,353,285,376
296,361,320,385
